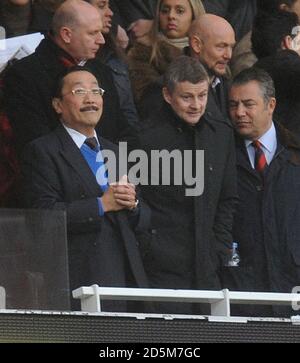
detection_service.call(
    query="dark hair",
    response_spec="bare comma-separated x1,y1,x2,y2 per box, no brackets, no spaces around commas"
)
256,50,300,135
252,10,299,59
164,56,209,94
53,65,98,98
231,67,275,104
257,0,298,13
34,0,64,12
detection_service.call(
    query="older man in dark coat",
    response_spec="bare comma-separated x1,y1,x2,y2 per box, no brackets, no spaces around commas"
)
22,66,150,312
227,67,300,317
138,56,237,314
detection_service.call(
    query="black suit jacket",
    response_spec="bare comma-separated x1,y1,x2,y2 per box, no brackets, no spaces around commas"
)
208,77,231,124
22,125,150,309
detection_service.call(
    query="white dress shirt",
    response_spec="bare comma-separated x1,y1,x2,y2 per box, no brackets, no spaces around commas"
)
245,122,277,169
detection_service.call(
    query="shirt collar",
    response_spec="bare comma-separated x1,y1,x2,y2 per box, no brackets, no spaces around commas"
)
78,60,87,66
211,76,221,89
245,122,276,153
62,124,99,149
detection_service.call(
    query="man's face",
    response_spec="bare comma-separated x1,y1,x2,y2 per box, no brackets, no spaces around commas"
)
89,0,113,34
67,8,105,61
229,81,276,140
53,71,103,136
159,0,193,39
163,80,209,126
193,28,235,77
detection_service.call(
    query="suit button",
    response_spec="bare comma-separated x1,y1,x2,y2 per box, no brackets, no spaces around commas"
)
209,165,213,172
88,217,94,222
80,194,86,199
256,185,263,192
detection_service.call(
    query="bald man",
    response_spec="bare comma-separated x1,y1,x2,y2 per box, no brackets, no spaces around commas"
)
188,14,236,120
4,0,137,155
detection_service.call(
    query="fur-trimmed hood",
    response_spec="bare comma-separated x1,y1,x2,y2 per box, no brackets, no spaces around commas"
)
128,39,182,102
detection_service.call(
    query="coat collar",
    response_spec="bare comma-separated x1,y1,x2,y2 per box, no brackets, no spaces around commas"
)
275,122,300,166
161,102,218,133
35,37,83,73
235,122,300,167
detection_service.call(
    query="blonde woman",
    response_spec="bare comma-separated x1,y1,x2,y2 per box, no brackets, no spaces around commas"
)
151,0,205,49
128,0,205,113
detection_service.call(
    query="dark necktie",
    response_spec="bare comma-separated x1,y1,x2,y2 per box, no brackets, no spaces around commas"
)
84,137,99,152
252,140,267,174
212,82,222,108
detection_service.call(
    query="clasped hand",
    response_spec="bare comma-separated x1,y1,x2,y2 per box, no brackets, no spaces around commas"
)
101,175,137,212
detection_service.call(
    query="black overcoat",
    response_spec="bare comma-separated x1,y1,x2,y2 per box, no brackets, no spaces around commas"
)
223,124,300,316
139,104,237,292
22,125,150,309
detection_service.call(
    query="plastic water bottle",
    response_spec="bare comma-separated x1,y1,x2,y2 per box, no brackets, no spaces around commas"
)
227,242,240,267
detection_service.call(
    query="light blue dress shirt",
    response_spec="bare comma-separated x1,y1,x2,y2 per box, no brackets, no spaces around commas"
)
245,122,277,169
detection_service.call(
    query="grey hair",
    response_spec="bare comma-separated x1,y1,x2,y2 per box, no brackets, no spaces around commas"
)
164,56,209,94
231,67,275,104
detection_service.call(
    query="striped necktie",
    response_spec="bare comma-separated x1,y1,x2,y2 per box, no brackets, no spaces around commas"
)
252,140,267,174
84,137,99,152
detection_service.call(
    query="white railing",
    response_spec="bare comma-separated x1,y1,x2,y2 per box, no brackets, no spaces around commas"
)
0,287,5,309
72,285,300,317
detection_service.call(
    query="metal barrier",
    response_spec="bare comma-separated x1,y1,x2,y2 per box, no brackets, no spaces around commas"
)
0,287,5,309
72,285,300,317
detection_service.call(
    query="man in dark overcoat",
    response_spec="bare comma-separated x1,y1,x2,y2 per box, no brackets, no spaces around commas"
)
226,67,300,317
138,56,237,314
22,67,150,311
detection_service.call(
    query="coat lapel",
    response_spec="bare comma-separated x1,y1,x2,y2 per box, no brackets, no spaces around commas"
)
236,139,258,177
54,125,103,196
207,83,231,125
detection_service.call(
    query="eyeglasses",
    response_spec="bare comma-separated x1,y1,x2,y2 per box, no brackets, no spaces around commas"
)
63,87,105,98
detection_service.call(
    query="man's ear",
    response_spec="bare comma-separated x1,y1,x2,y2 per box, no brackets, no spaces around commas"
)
60,26,72,44
190,35,202,54
52,98,62,114
282,35,293,50
162,87,172,104
268,97,277,114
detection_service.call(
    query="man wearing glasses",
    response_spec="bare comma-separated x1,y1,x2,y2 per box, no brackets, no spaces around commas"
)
22,67,151,312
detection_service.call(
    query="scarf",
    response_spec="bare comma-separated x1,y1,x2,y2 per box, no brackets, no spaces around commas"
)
167,37,189,50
